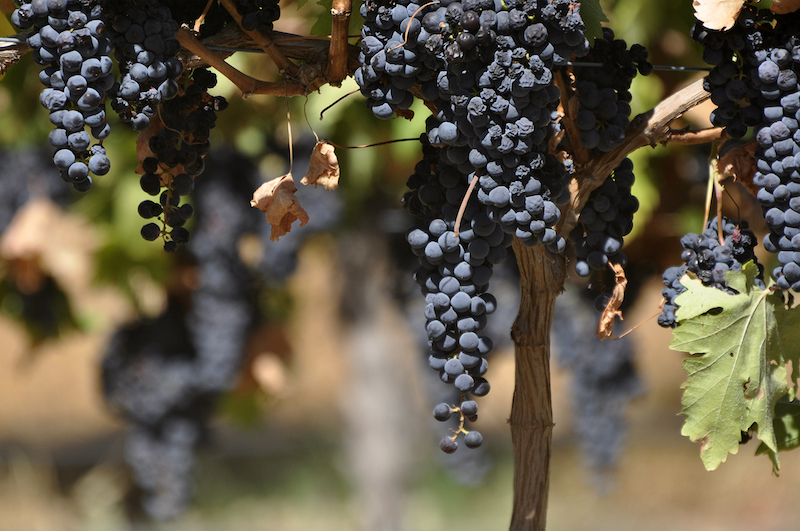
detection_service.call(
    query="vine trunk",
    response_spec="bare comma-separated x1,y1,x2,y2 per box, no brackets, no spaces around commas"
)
509,240,567,531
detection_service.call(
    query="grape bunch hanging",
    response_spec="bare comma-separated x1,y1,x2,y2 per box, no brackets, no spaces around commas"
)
356,0,653,452
656,5,800,328
10,0,230,252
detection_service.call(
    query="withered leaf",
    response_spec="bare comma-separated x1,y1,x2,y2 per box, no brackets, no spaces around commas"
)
250,173,309,241
718,140,757,196
396,108,415,121
301,141,340,191
693,0,745,31
596,262,627,340
770,0,800,14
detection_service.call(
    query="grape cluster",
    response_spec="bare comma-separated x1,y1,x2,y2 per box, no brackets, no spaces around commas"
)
572,28,651,153
694,8,800,289
571,158,638,276
233,0,281,35
102,297,205,520
102,0,183,132
691,6,772,139
358,0,587,254
12,0,114,191
138,68,228,252
361,0,592,451
104,150,268,520
552,286,641,471
405,141,511,452
658,216,764,328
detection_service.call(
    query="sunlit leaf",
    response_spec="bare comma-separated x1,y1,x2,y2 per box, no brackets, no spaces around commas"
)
692,0,746,31
670,263,800,470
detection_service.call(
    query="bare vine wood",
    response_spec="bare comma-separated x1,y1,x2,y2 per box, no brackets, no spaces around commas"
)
219,0,299,76
328,0,353,85
509,241,565,531
175,28,307,97
0,37,29,75
509,77,721,531
558,78,718,239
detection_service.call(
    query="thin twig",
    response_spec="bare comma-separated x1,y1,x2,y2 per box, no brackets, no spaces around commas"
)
454,173,479,238
303,97,320,143
617,309,663,339
667,126,725,145
320,88,358,120
219,0,299,76
388,1,440,52
193,0,215,32
286,86,294,174
702,142,715,232
175,28,306,97
327,137,420,149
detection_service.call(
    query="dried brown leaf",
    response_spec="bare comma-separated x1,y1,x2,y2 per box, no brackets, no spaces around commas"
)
770,0,800,14
250,173,309,241
692,0,745,31
596,262,627,340
396,108,415,121
301,141,340,191
718,140,758,196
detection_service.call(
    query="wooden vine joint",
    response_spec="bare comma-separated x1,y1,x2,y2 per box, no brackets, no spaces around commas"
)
328,0,352,86
557,78,714,240
175,28,306,98
219,0,303,83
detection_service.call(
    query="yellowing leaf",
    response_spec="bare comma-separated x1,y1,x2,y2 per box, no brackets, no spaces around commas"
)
250,173,309,241
301,141,340,191
670,263,800,470
692,0,745,31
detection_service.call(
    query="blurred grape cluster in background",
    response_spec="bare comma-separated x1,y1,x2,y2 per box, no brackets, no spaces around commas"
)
2,1,800,530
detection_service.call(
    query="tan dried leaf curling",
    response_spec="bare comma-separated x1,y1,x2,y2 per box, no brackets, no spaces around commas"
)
250,173,309,241
718,140,758,196
596,262,627,340
770,0,800,15
301,141,340,190
692,0,745,31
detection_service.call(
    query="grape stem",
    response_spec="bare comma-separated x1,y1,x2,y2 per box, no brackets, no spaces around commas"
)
617,309,664,339
193,0,216,33
453,173,479,239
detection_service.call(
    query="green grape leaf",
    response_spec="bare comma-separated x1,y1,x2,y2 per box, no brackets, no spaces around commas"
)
755,399,800,472
670,263,800,470
579,0,608,43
